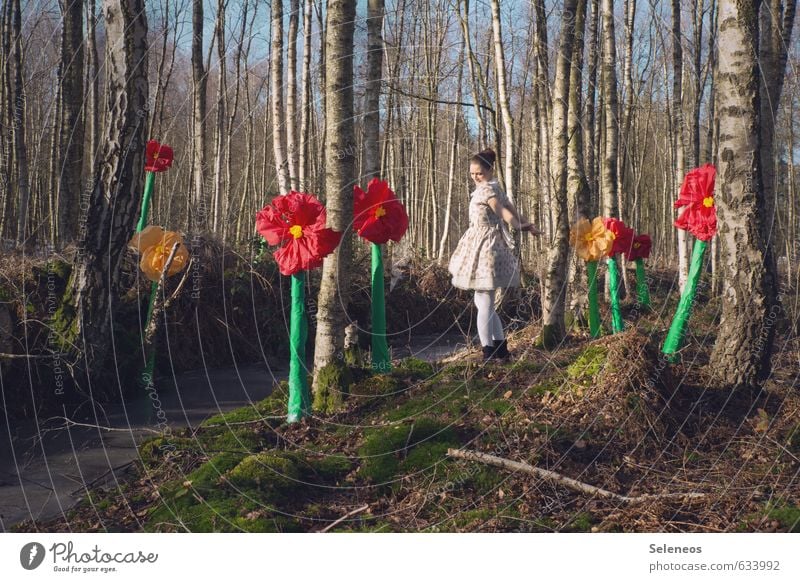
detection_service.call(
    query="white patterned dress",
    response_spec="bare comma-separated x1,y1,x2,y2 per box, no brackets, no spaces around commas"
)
448,180,520,291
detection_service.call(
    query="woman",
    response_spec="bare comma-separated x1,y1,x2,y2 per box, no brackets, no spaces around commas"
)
448,149,541,361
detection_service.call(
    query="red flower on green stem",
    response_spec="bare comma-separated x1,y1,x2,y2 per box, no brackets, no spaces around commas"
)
675,163,717,241
353,178,409,244
255,191,342,276
145,140,174,172
625,233,652,261
602,218,634,257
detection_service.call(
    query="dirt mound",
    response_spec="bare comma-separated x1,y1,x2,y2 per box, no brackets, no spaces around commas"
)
544,330,679,454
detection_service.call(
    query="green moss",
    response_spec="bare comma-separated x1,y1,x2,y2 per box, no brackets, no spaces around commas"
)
309,454,353,481
394,357,435,380
565,511,596,532
138,436,198,466
358,417,459,483
350,373,403,397
227,452,300,496
464,467,504,493
766,502,800,533
201,389,286,427
567,344,608,379
312,362,352,414
196,427,265,452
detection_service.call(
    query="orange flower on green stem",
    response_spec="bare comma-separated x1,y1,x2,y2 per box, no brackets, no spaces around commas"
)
569,217,615,262
128,225,190,282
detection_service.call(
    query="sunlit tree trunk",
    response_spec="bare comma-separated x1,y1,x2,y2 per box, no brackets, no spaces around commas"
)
271,0,290,195
710,0,779,389
541,0,579,348
312,0,356,412
192,0,207,226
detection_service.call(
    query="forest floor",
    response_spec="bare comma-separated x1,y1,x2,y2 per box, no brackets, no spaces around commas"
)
11,267,800,533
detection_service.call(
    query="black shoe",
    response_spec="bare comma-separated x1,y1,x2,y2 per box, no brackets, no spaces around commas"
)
482,345,496,361
493,339,510,360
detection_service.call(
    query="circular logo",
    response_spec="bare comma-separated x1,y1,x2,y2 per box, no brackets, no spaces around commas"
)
20,542,46,570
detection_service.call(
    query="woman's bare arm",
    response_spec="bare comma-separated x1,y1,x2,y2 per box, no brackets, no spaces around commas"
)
487,196,542,234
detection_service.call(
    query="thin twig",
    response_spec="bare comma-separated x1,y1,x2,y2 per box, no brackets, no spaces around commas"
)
317,504,370,533
447,448,706,504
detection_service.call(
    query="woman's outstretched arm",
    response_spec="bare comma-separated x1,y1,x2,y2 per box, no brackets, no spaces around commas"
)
487,196,542,234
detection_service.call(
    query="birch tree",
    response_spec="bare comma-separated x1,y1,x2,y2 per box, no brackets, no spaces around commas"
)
312,0,356,412
541,0,580,348
709,0,781,388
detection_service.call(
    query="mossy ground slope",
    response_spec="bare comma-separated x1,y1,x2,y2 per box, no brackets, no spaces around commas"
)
14,293,800,532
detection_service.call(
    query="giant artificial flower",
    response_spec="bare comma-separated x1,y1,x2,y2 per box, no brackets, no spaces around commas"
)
625,234,652,261
570,217,616,262
353,178,409,244
144,140,174,173
128,225,189,282
675,163,717,241
255,191,342,276
603,217,635,257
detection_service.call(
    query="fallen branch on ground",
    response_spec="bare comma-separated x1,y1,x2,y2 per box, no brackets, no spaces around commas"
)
447,448,705,504
316,504,370,533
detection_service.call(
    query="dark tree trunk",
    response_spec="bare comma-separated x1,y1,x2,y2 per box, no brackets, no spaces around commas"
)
66,0,149,398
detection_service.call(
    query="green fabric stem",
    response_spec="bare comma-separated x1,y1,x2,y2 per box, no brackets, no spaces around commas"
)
371,243,391,373
137,171,157,387
136,172,155,233
662,239,707,361
587,260,601,338
635,258,651,307
607,256,624,333
287,272,311,423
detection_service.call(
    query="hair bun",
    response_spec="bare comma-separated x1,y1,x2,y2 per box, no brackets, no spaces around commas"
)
478,149,496,166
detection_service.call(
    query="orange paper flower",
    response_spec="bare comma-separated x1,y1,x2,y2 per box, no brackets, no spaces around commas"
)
128,226,190,282
570,217,616,262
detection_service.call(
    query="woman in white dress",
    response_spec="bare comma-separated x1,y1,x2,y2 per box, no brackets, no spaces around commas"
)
448,149,541,361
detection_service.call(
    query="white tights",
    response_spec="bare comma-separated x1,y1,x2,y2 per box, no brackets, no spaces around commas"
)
474,289,505,347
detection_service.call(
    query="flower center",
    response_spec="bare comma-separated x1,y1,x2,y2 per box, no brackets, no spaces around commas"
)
154,244,166,256
584,234,593,242
289,225,303,239
702,196,714,208
633,242,640,249
374,206,386,219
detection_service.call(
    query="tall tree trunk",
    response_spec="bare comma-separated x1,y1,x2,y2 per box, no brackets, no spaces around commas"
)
212,0,227,233
299,0,313,189
363,0,384,181
86,0,100,165
567,0,592,323
758,0,796,243
672,0,690,290
67,0,149,398
541,0,579,348
271,0,290,195
11,0,30,246
584,0,601,207
192,0,207,229
710,0,780,389
286,0,300,190
490,0,516,204
312,0,356,412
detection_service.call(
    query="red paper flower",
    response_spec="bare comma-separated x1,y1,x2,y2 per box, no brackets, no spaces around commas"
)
675,163,717,241
353,178,409,244
602,218,634,257
255,191,342,276
144,140,174,172
625,234,652,261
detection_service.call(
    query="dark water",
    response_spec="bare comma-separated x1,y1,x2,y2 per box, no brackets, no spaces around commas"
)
0,333,466,530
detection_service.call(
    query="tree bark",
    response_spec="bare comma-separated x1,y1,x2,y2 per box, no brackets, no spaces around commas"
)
191,0,207,228
709,0,779,389
541,0,579,348
67,0,149,398
10,0,30,246
363,0,385,181
490,0,516,204
672,0,690,290
271,0,291,195
299,0,313,190
312,0,356,412
287,0,300,190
